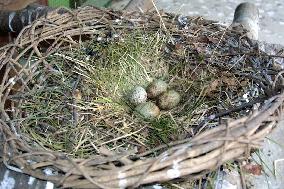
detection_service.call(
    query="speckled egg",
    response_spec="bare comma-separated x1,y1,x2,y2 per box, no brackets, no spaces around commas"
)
135,102,160,119
129,86,147,106
146,79,168,98
157,90,181,110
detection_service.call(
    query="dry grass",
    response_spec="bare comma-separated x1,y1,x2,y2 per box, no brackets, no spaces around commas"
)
18,28,258,159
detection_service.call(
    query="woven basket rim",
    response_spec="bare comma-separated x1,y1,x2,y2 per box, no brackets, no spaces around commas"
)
0,6,283,188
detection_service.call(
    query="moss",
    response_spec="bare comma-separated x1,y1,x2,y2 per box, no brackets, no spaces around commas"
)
148,117,178,146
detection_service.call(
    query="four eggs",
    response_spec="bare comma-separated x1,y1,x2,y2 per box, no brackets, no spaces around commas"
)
129,79,181,119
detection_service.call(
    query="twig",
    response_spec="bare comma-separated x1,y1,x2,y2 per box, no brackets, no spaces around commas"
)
194,96,267,133
71,75,81,127
151,0,167,32
239,162,247,189
212,51,284,59
274,159,284,177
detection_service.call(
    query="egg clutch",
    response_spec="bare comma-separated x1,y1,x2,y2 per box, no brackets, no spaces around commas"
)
129,80,181,119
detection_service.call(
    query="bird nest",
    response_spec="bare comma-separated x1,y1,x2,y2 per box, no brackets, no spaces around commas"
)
0,6,284,188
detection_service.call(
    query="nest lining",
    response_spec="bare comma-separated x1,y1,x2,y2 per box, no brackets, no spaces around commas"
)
0,6,283,188
17,25,259,159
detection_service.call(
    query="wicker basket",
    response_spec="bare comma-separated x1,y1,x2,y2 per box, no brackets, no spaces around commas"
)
0,6,283,188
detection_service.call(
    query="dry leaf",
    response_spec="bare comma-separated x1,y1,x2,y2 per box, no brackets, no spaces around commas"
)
223,77,238,87
205,79,220,96
138,146,146,154
242,163,262,175
74,89,82,101
207,36,219,44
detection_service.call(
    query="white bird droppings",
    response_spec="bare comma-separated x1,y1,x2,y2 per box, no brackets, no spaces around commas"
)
28,176,35,185
43,168,56,176
153,184,164,189
45,181,54,189
0,171,15,189
166,160,181,179
8,12,16,32
118,172,127,189
160,152,168,162
8,77,16,85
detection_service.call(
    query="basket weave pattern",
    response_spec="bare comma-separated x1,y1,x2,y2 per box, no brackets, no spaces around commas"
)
0,7,283,188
